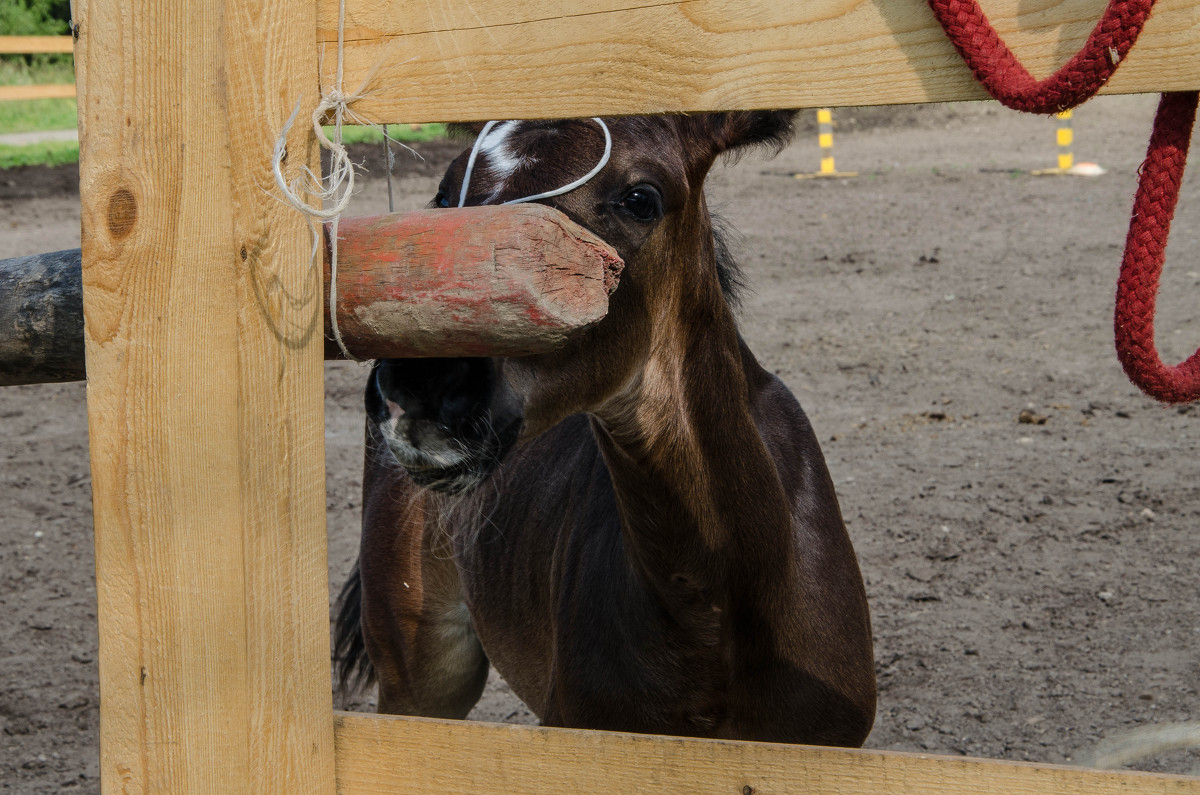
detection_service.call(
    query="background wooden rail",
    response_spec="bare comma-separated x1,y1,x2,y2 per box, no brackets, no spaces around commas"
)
0,84,75,101
0,35,74,54
334,713,1200,794
0,36,76,102
316,0,1200,123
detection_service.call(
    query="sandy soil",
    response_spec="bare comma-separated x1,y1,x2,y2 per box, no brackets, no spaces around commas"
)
2,95,1199,792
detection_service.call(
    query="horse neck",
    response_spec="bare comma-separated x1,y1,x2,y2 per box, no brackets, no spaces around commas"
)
590,231,799,608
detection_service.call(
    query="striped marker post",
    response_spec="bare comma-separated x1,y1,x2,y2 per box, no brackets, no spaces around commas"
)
794,108,857,179
1031,110,1106,176
1057,109,1075,171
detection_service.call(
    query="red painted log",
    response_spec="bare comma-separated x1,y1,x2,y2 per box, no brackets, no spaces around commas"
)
324,205,623,360
0,206,623,385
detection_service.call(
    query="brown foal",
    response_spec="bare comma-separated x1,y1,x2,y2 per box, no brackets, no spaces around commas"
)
336,112,876,746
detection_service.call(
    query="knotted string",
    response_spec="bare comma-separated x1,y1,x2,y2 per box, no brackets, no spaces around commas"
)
271,0,415,362
270,0,361,361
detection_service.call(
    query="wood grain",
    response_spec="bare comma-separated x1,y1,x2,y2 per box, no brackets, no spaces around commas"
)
313,0,1200,123
75,0,336,791
333,712,1200,795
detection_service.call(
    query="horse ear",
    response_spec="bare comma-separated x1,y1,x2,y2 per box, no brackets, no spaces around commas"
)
446,121,490,139
685,110,798,163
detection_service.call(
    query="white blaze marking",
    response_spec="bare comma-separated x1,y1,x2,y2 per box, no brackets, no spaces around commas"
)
479,121,526,184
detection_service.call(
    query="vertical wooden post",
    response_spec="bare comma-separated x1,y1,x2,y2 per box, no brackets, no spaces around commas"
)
74,0,335,791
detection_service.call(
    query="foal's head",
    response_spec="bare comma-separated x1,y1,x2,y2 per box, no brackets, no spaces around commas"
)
367,113,796,491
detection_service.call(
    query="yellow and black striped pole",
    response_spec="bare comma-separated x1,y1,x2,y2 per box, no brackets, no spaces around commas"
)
1056,110,1075,171
1031,110,1106,176
818,108,837,175
794,108,856,179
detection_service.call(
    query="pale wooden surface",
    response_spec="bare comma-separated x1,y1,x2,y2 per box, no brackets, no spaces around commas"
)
75,0,336,791
0,84,76,101
333,712,1200,795
314,0,1200,123
0,35,74,54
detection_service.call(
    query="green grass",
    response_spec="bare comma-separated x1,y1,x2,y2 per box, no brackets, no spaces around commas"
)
325,123,448,145
0,58,78,136
0,138,77,168
0,57,76,87
0,54,446,167
0,97,77,134
0,111,446,170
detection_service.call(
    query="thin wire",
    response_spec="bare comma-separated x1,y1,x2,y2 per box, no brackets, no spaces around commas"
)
457,118,612,207
384,123,395,213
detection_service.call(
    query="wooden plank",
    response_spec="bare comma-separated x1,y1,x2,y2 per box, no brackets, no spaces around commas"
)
333,712,1200,795
0,84,76,102
0,208,620,384
75,0,336,791
316,0,1200,123
0,35,74,54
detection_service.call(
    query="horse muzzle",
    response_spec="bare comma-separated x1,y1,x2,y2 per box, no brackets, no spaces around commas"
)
366,358,523,493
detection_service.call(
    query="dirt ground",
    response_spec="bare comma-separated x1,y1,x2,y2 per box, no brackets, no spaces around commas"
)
2,95,1199,792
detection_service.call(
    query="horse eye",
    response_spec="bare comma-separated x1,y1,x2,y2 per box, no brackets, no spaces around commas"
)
616,186,662,222
434,191,451,209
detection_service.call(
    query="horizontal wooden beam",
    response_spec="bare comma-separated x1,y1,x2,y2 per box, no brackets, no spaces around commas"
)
324,206,621,360
0,35,74,54
0,84,76,102
315,0,1200,123
0,206,620,385
333,712,1200,794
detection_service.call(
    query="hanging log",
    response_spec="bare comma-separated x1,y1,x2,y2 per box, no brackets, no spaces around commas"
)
0,205,623,386
325,205,623,360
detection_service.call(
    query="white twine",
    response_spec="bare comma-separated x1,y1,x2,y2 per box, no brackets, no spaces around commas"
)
272,3,608,359
458,117,612,208
270,0,384,363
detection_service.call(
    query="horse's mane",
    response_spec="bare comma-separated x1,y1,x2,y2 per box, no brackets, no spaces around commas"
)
711,212,747,309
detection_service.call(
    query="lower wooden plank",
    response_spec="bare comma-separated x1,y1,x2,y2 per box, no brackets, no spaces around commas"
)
333,712,1200,794
0,84,76,102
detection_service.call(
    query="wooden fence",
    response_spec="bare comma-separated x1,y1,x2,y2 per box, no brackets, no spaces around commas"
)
54,0,1200,791
0,36,75,102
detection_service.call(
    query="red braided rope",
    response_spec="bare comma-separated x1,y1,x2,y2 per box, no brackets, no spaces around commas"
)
1115,92,1200,403
927,0,1200,402
926,0,1155,113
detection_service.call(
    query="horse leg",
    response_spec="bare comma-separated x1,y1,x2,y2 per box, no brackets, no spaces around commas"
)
358,441,489,719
